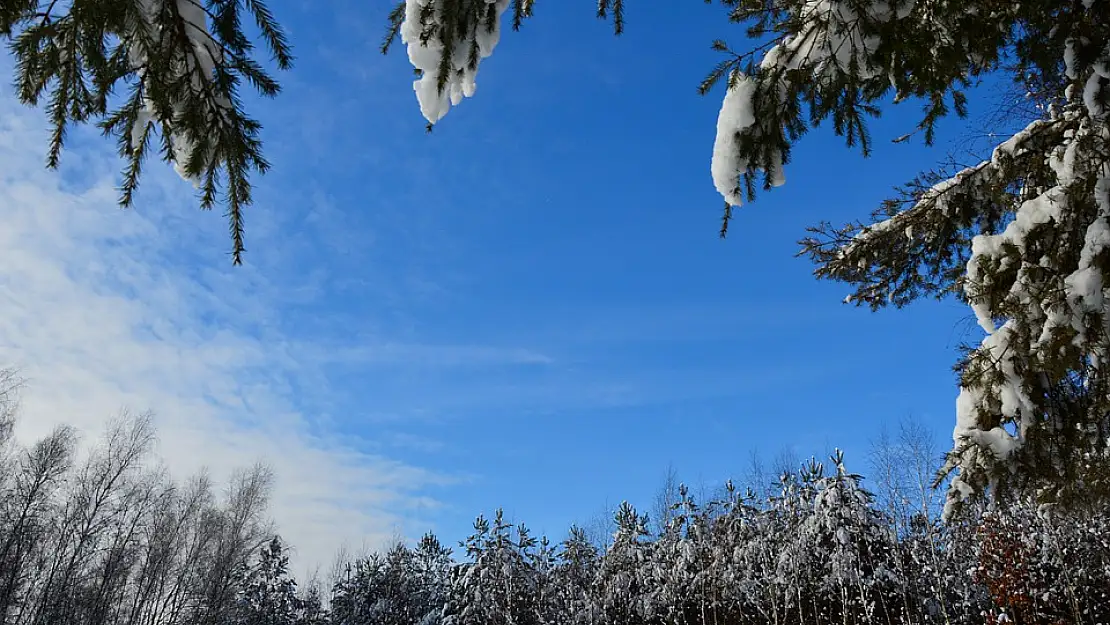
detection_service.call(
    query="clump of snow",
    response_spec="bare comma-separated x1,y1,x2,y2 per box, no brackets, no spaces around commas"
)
761,0,900,79
1065,216,1110,315
1083,71,1108,119
401,0,511,125
1064,39,1080,81
966,189,1065,333
711,74,758,206
710,0,915,206
970,426,1021,462
127,0,226,184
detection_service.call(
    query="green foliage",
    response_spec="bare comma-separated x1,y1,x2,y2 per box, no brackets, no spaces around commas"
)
379,0,622,109
1,0,292,264
789,1,1110,513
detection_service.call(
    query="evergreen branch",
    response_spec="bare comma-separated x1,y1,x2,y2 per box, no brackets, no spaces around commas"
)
177,0,283,80
1,0,289,264
381,0,405,54
596,0,624,35
719,202,733,238
119,116,149,206
0,0,38,36
242,0,293,68
510,0,533,31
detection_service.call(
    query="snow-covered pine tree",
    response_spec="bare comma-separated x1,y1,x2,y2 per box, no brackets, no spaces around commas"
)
381,542,427,625
1048,505,1110,624
702,481,775,624
795,451,899,624
547,526,599,625
412,532,454,625
592,501,653,625
295,585,328,625
443,510,541,625
792,0,1110,516
329,539,445,625
234,536,300,625
529,534,558,625
907,505,989,624
0,0,292,264
644,483,710,625
767,460,830,623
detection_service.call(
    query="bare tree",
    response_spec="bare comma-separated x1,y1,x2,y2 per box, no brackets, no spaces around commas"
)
148,474,219,625
187,463,274,625
0,376,286,625
579,499,618,552
27,413,156,625
649,464,681,537
743,446,803,502
868,415,944,533
0,368,22,453
0,424,77,623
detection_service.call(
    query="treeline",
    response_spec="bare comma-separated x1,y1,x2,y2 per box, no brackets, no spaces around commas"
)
0,372,324,625
328,453,1110,625
4,370,1110,625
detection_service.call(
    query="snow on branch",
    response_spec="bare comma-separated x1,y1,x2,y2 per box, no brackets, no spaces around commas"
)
709,0,914,208
400,0,512,125
800,0,1110,512
128,0,229,184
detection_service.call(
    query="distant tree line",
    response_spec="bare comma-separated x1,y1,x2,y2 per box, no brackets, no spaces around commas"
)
0,370,323,625
4,369,1109,625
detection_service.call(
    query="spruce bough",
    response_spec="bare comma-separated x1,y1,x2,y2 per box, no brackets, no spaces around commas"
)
1,0,292,264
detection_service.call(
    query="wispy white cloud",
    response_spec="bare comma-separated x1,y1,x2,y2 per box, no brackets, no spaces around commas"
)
0,90,486,576
303,342,554,367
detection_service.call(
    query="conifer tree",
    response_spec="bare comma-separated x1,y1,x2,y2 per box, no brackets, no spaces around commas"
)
789,1,1110,515
328,541,436,625
412,532,454,625
0,0,292,264
235,536,300,625
593,502,652,625
702,481,769,624
443,510,542,625
547,526,598,625
797,451,899,624
646,484,707,625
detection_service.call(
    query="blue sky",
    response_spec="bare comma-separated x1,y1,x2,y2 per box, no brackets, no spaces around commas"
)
0,0,997,573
